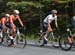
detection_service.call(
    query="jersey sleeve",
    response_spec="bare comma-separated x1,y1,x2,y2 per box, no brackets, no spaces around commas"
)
47,15,52,23
47,15,52,20
73,16,75,20
10,15,14,23
1,18,6,26
55,16,57,21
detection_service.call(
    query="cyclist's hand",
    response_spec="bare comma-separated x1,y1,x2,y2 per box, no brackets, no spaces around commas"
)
56,27,60,31
22,26,26,30
55,27,60,33
48,27,52,32
21,25,23,27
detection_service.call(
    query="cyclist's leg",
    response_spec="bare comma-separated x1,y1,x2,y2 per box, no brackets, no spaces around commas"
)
8,28,16,46
12,27,17,41
8,24,16,46
40,23,49,46
43,23,49,41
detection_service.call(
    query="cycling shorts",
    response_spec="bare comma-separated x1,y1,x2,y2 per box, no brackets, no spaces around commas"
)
42,22,48,32
5,22,11,28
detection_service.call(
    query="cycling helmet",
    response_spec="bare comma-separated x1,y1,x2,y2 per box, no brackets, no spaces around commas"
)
51,10,57,14
14,10,19,14
5,14,10,17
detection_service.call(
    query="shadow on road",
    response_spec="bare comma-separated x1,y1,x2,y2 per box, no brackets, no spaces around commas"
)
27,42,75,52
27,43,61,50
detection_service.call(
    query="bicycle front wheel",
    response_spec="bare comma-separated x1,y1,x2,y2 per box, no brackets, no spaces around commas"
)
35,33,44,46
50,33,60,48
59,35,72,51
15,34,27,48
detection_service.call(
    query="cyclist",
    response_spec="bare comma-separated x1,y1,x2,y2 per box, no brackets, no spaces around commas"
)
1,14,10,43
9,10,24,46
1,14,10,30
68,15,75,43
41,9,58,46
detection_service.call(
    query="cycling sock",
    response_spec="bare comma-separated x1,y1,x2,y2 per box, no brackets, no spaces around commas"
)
43,33,48,41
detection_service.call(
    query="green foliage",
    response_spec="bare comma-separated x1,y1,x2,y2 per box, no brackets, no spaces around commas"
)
0,0,74,39
7,1,44,9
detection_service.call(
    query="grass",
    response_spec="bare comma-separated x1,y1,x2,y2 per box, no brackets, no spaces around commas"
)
25,33,39,40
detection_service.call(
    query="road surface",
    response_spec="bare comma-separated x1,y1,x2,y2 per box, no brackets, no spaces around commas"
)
0,41,75,55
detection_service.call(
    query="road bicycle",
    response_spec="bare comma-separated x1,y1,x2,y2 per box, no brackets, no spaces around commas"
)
59,25,75,51
0,27,27,48
35,28,60,48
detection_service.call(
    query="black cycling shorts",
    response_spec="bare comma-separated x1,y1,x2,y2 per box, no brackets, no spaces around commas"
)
42,22,48,32
5,22,11,28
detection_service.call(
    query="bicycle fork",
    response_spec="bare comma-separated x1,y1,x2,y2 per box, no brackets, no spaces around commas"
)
49,32,55,44
51,32,55,40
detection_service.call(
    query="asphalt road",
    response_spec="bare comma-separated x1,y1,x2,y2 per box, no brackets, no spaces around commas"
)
0,41,75,55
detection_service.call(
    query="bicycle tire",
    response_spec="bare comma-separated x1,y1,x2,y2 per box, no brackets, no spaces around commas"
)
0,34,11,46
35,33,44,46
59,35,72,51
16,34,27,48
52,33,60,48
50,33,60,48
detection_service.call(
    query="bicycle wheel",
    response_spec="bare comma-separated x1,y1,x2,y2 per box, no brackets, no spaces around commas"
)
59,34,72,51
35,33,44,46
15,34,27,48
50,33,60,48
1,34,11,46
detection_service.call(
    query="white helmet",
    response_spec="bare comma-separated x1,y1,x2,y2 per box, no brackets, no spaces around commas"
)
5,14,10,17
51,10,57,14
14,10,19,14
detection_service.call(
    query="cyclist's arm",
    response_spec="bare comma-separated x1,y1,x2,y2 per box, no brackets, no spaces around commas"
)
55,18,58,28
10,16,16,28
48,19,52,29
17,15,24,27
2,18,6,27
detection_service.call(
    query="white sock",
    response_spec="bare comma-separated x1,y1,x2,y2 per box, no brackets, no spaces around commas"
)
9,36,13,39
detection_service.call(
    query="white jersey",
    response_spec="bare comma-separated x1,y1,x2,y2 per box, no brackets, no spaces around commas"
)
73,16,75,20
43,14,57,23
